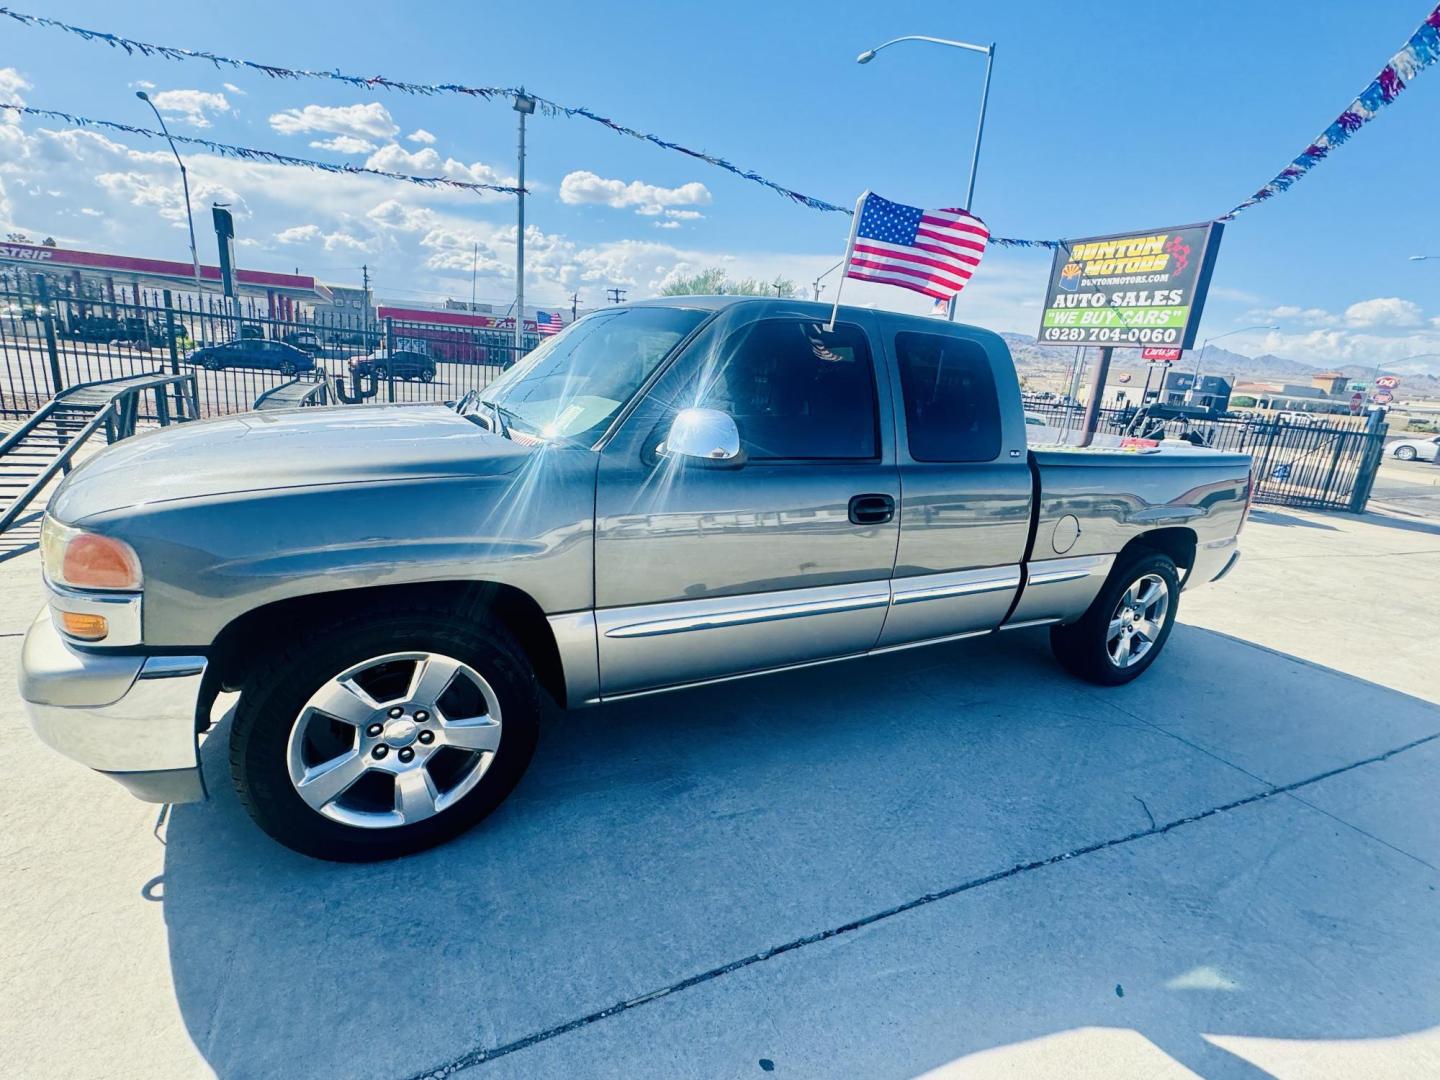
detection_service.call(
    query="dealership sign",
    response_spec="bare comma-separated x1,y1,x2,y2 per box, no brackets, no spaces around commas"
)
1039,222,1224,349
1375,374,1401,390
1142,347,1182,362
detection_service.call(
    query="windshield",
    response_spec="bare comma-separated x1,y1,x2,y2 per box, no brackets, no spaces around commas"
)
478,306,706,442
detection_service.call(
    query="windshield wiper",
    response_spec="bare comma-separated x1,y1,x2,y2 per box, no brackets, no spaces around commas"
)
477,399,524,439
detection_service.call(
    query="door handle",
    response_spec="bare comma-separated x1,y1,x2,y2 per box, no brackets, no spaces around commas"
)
848,493,895,525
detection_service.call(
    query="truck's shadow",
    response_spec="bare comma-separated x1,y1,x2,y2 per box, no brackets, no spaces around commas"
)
161,626,1440,1079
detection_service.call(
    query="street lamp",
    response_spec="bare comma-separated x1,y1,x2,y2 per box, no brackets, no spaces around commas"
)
512,92,536,355
136,91,204,298
812,258,845,301
1374,353,1440,381
1191,323,1279,380
856,34,995,322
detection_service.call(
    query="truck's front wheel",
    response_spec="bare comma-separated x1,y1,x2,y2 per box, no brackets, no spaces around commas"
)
228,610,540,861
1049,551,1180,686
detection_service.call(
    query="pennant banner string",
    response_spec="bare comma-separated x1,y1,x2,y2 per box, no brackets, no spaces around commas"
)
4,4,1438,247
1223,2,1440,219
0,4,1050,244
0,103,526,194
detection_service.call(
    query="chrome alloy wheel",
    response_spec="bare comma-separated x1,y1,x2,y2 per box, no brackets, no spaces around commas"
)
285,651,502,829
1107,573,1170,668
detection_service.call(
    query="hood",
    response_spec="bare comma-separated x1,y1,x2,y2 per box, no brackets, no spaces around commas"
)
52,404,533,522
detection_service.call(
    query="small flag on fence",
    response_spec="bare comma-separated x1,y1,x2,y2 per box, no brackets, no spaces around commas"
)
827,191,989,329
535,310,564,336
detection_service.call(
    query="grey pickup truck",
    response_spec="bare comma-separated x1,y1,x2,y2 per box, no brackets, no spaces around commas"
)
22,297,1250,860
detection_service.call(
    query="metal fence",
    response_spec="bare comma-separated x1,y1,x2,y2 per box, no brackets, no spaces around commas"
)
0,274,527,420
1022,397,1388,512
0,275,1390,513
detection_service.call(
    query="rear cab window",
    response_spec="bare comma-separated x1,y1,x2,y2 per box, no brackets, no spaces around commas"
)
894,331,1002,462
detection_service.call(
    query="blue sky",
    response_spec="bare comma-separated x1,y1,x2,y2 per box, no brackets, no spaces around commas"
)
2,0,1438,367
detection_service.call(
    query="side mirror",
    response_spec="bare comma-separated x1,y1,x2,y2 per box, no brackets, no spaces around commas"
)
659,407,744,465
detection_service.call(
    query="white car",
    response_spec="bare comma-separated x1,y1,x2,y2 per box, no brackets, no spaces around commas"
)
1389,434,1440,462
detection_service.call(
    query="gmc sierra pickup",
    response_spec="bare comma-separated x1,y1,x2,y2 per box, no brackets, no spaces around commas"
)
21,297,1249,860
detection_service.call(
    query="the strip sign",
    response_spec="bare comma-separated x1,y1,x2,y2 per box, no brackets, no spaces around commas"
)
1039,222,1224,348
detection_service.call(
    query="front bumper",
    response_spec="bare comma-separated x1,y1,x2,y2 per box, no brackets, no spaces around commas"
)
19,611,209,804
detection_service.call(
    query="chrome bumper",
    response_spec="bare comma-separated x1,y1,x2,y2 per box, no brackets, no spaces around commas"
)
19,610,208,804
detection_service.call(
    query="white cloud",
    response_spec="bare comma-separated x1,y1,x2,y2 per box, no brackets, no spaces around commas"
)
79,207,101,217
269,102,399,139
0,67,32,107
364,143,514,193
151,89,231,129
275,224,322,244
406,129,436,145
1252,325,1440,365
1252,304,1339,326
559,170,711,216
274,221,374,252
654,220,680,230
222,82,244,95
309,135,377,154
1344,297,1423,328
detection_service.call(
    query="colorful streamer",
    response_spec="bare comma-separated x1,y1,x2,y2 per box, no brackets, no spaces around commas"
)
0,5,1054,243
0,103,525,195
7,3,1436,248
1224,2,1440,218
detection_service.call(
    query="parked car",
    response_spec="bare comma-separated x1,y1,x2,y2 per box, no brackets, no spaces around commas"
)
238,323,266,340
21,297,1251,861
351,350,436,382
63,315,159,346
1388,434,1440,462
189,338,316,375
282,330,321,354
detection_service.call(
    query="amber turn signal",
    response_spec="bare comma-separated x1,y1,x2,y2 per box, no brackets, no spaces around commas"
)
59,611,109,640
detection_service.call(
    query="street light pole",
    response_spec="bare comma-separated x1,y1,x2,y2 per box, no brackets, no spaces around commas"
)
812,258,845,301
513,92,536,357
136,91,203,298
1190,323,1280,381
858,34,995,322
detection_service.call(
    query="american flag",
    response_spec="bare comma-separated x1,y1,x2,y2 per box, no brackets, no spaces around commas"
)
844,192,989,301
535,310,564,336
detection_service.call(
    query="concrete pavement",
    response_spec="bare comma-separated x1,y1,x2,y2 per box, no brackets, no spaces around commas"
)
1,504,1437,1079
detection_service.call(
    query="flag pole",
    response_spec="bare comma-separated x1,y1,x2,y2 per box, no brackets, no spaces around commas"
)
826,190,868,332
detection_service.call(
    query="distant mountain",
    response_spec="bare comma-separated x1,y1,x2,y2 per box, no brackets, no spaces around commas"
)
1245,353,1322,378
997,332,1440,397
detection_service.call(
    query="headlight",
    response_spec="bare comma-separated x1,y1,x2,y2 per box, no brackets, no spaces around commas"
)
40,516,143,591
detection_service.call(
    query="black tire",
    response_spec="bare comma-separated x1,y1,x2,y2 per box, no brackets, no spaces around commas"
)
1395,446,1417,461
1049,550,1180,686
203,357,223,371
420,370,435,383
279,360,297,376
229,608,540,861
375,364,388,380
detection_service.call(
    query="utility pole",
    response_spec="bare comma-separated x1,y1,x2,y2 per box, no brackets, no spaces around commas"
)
470,242,478,312
513,92,536,355
607,287,627,305
361,263,371,345
569,291,579,321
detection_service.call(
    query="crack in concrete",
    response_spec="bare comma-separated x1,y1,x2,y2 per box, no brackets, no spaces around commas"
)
407,730,1440,1079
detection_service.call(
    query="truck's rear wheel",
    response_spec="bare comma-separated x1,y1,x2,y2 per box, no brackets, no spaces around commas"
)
228,610,539,861
1049,551,1180,686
